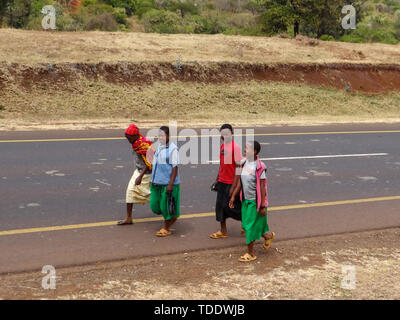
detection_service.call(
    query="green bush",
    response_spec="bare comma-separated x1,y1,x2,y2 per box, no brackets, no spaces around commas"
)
167,0,199,18
113,7,129,26
135,0,157,19
140,9,183,33
320,34,335,41
30,0,58,18
85,12,119,30
56,14,84,31
201,11,227,34
104,0,136,16
341,23,399,44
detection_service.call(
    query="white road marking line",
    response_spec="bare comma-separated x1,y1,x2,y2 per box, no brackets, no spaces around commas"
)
357,176,378,181
306,170,331,177
26,203,40,207
207,153,388,163
96,179,111,186
262,153,388,161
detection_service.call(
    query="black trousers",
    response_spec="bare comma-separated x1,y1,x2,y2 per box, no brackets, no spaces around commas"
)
215,182,242,222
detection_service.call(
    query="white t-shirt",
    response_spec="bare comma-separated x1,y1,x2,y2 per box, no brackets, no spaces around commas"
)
241,160,266,201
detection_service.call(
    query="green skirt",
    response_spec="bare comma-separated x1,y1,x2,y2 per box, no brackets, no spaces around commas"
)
150,184,180,221
241,199,269,245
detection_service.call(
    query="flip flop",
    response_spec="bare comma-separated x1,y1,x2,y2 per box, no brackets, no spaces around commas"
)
117,220,133,226
263,232,275,250
238,253,257,262
156,228,172,237
210,231,229,239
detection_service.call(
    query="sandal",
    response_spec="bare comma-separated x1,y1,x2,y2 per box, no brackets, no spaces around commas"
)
238,253,257,262
117,220,133,226
263,232,275,250
210,230,228,239
156,228,172,237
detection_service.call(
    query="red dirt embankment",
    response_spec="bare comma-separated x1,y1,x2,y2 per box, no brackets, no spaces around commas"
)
1,62,400,94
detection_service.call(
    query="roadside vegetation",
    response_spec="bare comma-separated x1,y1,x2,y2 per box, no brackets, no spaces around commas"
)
1,80,400,126
0,0,400,44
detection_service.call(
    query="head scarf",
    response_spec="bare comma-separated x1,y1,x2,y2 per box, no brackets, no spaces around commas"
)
125,124,139,136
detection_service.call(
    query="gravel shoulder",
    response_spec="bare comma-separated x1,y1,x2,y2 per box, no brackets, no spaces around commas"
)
1,228,399,300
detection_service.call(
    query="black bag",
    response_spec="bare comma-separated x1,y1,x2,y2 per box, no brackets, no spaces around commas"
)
210,181,219,192
168,193,177,216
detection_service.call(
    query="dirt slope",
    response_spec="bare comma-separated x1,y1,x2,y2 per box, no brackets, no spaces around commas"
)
1,29,400,127
1,61,400,93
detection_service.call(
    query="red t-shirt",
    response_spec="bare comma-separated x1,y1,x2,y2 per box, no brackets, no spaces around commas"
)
218,141,242,185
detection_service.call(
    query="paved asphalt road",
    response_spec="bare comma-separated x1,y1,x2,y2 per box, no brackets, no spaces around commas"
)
0,123,400,274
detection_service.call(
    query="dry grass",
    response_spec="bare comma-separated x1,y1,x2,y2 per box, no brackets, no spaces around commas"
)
1,29,400,65
1,80,400,130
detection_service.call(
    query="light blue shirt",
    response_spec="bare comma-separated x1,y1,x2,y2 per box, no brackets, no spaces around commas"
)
151,142,180,185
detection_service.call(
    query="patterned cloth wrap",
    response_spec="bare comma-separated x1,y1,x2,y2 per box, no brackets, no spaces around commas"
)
125,124,154,170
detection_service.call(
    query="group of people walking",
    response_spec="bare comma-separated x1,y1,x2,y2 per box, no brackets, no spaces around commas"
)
118,123,274,262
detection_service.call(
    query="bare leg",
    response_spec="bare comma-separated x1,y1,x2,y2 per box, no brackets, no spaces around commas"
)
262,232,273,240
118,203,133,224
165,217,177,231
248,241,255,257
220,220,228,235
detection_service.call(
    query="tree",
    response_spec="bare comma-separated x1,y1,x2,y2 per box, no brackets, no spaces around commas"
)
0,0,12,26
104,0,136,16
5,0,32,28
244,0,265,15
261,0,358,37
167,0,199,18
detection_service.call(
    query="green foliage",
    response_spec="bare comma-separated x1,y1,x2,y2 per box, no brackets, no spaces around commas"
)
86,12,119,30
135,0,157,18
140,8,182,33
103,0,136,16
167,0,199,18
339,0,400,44
4,0,32,28
320,34,335,41
340,22,399,44
0,0,399,45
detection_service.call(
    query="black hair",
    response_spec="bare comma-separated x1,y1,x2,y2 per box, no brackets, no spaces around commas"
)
220,124,233,134
159,126,170,136
249,140,261,155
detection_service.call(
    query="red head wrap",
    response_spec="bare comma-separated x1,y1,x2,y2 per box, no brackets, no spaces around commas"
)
125,124,139,136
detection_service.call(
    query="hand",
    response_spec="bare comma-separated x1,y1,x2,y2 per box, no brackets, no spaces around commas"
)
260,207,266,217
166,184,173,194
135,176,142,186
228,197,235,209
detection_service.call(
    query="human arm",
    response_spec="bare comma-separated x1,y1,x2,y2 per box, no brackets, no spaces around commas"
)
166,147,179,194
228,179,242,208
135,165,149,185
260,177,266,217
166,166,178,194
